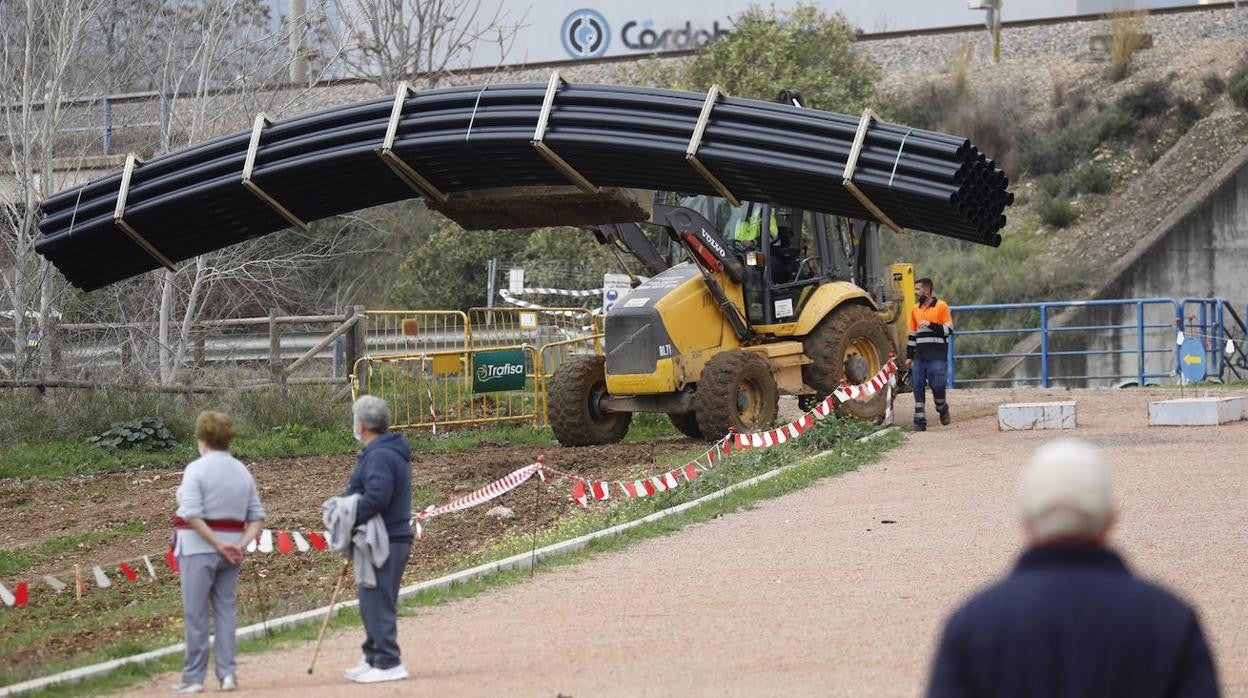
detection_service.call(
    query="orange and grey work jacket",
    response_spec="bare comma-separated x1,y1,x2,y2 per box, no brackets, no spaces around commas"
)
907,298,953,361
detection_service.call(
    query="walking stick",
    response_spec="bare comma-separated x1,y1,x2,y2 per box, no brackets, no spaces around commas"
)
307,560,351,675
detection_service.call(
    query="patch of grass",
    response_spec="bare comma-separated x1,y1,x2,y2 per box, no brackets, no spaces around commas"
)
0,440,197,479
8,418,898,696
0,524,150,577
231,427,357,461
0,425,364,480
0,384,352,450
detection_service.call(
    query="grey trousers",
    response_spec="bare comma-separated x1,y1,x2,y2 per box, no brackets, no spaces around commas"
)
178,552,241,684
359,541,411,670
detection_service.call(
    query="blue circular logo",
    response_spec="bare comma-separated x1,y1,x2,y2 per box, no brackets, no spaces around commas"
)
561,9,610,59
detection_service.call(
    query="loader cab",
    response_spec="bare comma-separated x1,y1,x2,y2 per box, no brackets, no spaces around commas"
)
714,199,856,326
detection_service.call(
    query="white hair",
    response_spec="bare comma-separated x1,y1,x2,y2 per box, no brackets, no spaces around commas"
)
1020,438,1113,541
352,395,391,433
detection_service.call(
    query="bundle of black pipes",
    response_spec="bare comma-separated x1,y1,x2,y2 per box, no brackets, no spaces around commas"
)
36,82,1012,291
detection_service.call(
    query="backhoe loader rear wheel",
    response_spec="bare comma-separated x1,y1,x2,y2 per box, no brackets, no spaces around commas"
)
668,411,702,439
695,351,779,441
801,304,894,421
549,355,631,446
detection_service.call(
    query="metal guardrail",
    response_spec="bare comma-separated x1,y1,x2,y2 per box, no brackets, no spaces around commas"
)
946,297,1247,388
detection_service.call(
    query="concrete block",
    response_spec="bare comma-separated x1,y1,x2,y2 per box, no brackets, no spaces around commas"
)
998,401,1078,431
1148,397,1243,426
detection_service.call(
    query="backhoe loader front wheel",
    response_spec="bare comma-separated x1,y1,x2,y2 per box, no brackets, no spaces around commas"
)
801,304,894,421
549,355,631,446
668,411,703,439
695,351,779,441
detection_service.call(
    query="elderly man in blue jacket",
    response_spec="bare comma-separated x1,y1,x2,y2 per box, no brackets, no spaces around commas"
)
341,396,413,685
927,438,1219,698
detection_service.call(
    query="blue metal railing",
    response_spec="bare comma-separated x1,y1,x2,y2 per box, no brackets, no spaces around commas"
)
1176,297,1248,382
946,298,1184,388
6,91,171,156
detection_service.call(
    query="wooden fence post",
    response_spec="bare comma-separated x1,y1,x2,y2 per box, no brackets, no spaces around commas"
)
269,309,285,394
345,306,366,373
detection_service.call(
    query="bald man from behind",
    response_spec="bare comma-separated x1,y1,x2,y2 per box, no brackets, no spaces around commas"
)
927,438,1219,698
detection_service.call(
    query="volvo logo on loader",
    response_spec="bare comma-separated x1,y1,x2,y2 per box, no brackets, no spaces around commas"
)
698,227,726,258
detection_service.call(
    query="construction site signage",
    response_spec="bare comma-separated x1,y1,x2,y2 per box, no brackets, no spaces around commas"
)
473,349,527,393
603,273,632,313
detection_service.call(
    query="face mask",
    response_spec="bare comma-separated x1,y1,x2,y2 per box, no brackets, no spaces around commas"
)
352,421,364,444
916,293,928,304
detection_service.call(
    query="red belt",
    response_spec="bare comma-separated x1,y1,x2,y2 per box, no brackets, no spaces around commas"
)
171,517,246,531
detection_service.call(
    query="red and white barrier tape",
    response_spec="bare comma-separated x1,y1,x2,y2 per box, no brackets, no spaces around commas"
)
566,358,898,504
413,459,547,539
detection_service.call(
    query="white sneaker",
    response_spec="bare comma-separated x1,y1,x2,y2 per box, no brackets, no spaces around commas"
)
350,665,409,684
171,683,203,694
220,675,237,692
342,658,372,680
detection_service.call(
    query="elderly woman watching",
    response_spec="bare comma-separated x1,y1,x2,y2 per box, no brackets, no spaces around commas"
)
172,411,266,694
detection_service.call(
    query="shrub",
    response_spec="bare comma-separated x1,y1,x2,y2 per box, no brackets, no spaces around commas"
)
951,41,975,96
1174,97,1202,134
1075,164,1113,195
1035,174,1063,199
1036,196,1079,229
1021,125,1093,176
1231,73,1248,111
1107,10,1147,82
1095,109,1140,142
1116,80,1170,119
86,416,180,451
1201,72,1226,98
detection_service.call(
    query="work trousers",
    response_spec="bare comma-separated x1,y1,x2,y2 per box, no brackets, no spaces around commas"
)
912,357,950,427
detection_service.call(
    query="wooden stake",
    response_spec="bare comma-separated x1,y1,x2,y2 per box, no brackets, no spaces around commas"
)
74,565,82,602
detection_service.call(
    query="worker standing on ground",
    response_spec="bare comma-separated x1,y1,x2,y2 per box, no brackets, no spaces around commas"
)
339,396,413,684
906,277,953,431
926,438,1219,697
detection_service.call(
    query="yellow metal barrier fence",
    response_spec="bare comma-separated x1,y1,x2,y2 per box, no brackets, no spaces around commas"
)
352,345,542,431
362,310,469,357
467,306,597,350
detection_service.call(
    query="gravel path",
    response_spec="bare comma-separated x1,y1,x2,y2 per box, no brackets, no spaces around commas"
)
124,388,1248,697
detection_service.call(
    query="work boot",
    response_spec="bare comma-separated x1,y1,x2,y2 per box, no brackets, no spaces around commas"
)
939,409,951,426
913,423,926,432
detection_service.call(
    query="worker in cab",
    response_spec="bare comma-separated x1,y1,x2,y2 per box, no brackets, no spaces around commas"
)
906,277,953,431
725,202,778,252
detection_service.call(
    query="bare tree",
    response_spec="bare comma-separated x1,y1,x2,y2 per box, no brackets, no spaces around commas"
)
322,0,525,89
0,0,111,378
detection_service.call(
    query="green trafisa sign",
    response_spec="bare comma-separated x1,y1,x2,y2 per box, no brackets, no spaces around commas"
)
472,349,526,393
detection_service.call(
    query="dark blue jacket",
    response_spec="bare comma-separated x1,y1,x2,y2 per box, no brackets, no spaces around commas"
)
928,545,1218,698
345,431,412,543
